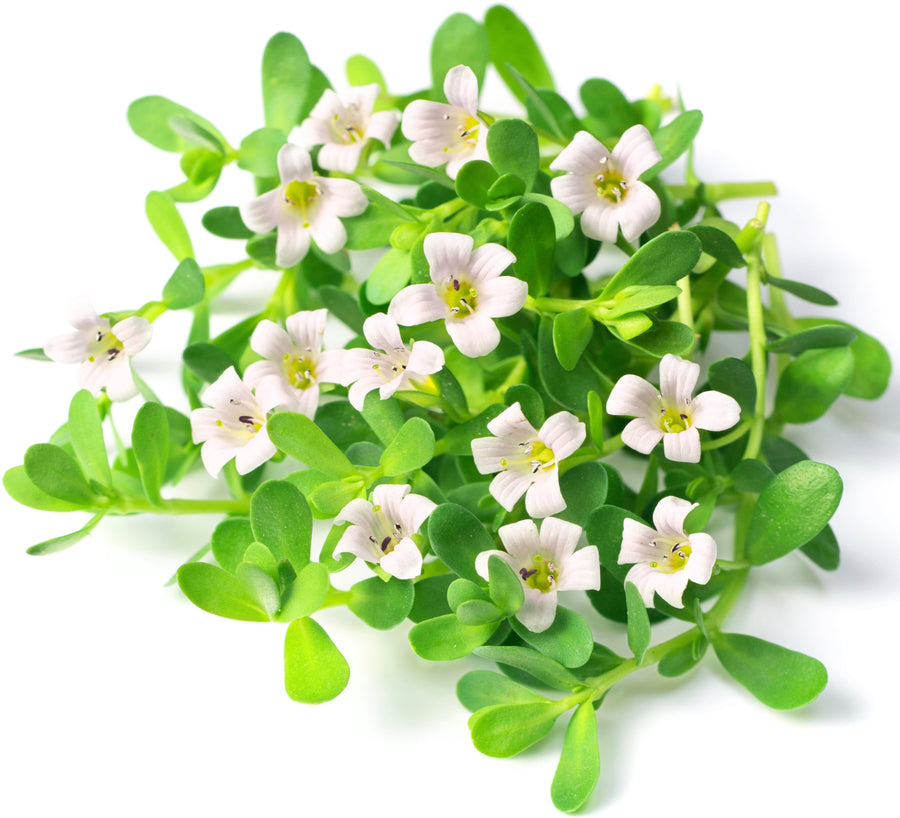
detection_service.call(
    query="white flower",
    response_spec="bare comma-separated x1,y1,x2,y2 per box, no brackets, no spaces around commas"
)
341,313,444,411
606,353,741,463
471,403,585,518
550,125,662,243
239,143,368,269
475,517,600,633
401,64,488,180
190,366,278,477
388,232,526,358
334,483,437,579
619,496,717,608
44,296,151,402
244,309,342,418
296,84,399,173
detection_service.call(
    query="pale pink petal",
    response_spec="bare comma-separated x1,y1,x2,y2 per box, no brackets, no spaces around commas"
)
295,116,332,149
685,533,717,585
524,472,566,518
549,131,610,175
316,177,368,217
621,417,664,455
619,518,659,565
67,296,101,331
468,243,516,284
651,571,691,609
366,110,400,148
398,492,437,534
234,427,276,474
550,173,596,216
445,142,486,180
250,320,293,360
364,313,404,351
406,136,453,168
489,469,532,512
333,525,379,563
372,483,410,526
558,545,601,592
401,100,457,142
498,519,541,562
607,374,660,418
200,367,250,410
277,143,313,182
348,375,383,411
380,539,423,579
691,390,741,432
317,143,364,174
663,428,701,463
445,313,499,357
538,411,585,461
616,181,661,243
309,213,348,255
424,232,474,281
624,563,664,607
103,360,138,402
406,340,444,376
240,188,283,234
200,437,239,479
536,517,583,563
274,222,311,268
285,309,327,351
580,202,620,243
659,354,699,405
476,276,528,319
112,316,152,356
336,498,379,530
389,284,447,326
471,436,515,474
486,403,535,440
315,349,345,385
443,65,479,113
613,125,663,180
652,496,695,540
44,331,90,364
517,588,558,633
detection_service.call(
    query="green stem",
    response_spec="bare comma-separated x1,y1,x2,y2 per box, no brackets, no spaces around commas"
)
524,295,589,315
700,419,752,451
742,203,770,461
111,497,251,515
667,181,778,202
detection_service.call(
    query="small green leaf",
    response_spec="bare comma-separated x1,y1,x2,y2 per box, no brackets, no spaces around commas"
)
202,206,255,240
622,320,695,358
474,645,582,691
380,417,435,476
428,503,495,584
708,357,757,416
624,582,651,664
508,201,555,296
511,606,594,668
236,560,281,617
308,478,364,517
800,524,840,571
487,555,524,615
455,160,498,208
145,191,194,261
456,599,505,626
448,577,491,612
407,614,498,661
276,562,331,622
486,119,539,192
168,115,224,154
767,276,838,306
132,402,169,506
580,79,636,138
767,326,856,355
211,517,253,574
658,636,708,677
537,317,605,411
348,576,415,629
553,309,593,370
457,670,550,712
431,13,489,96
365,247,412,304
284,617,350,703
712,632,827,710
520,192,574,239
641,110,703,179
24,444,96,506
177,562,270,622
744,460,842,565
687,225,746,268
163,257,205,309
601,231,702,297
182,343,236,384
250,479,312,570
262,33,311,133
730,459,774,494
3,465,83,513
775,347,854,423
26,511,106,556
238,127,287,178
67,390,110,489
468,701,564,757
346,54,386,90
127,95,227,154
558,462,608,528
484,5,554,102
551,701,601,813
267,412,356,479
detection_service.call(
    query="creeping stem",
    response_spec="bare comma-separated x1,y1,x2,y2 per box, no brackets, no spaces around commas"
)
742,202,770,461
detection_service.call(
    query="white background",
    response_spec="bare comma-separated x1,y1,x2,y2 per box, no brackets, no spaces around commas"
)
1,1,898,816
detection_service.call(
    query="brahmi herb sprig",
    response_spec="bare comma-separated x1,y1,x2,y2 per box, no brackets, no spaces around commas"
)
5,6,891,813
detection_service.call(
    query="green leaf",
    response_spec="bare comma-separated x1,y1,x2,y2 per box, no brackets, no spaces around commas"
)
455,160,498,208
145,191,193,261
767,276,838,306
486,119,539,192
308,479,365,518
601,231,702,297
688,224,746,268
276,562,331,622
211,517,253,574
487,554,524,615
131,402,169,506
346,54,386,89
447,577,491,611
431,13,489,96
624,582,651,664
468,701,564,757
408,614,498,661
775,347,853,423
474,645,582,691
551,701,601,813
511,606,594,668
182,343,236,384
284,617,350,703
587,391,604,450
409,575,454,623
537,317,605,411
744,460,843,565
457,670,549,712
168,115,224,154
484,5,554,102
127,95,227,153
202,206,254,240
623,320,695,358
712,632,827,709
177,562,270,622
380,417,435,476
730,459,774,494
3,465,83,512
520,192,574,240
558,462,608,528
510,67,579,141
708,357,757,416
237,127,287,178
505,384,544,428
236,560,281,617
67,390,110,489
585,505,646,584
580,79,636,138
348,576,415,629
24,444,96,506
800,524,840,571
267,412,356,478
250,479,312,570
595,285,682,320
553,309,593,370
641,110,703,179
262,33,311,133
658,636,708,677
365,247,411,305
163,257,205,309
26,511,106,556
767,326,856,355
507,201,555,297
428,503,495,584
456,599,505,625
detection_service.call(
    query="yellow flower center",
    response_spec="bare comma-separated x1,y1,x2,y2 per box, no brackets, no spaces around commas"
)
649,540,693,573
443,275,477,320
283,180,320,228
283,353,316,390
519,554,557,593
86,328,123,364
594,167,628,204
443,114,481,154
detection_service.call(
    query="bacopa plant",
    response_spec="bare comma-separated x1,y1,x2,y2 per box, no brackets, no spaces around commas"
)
5,6,891,813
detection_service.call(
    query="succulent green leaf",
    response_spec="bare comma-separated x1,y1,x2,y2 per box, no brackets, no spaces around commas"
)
408,614,498,661
68,390,110,489
687,225,746,268
236,560,281,617
455,160,498,208
182,343,236,384
284,617,351,703
127,95,227,153
744,460,842,565
601,231,702,298
708,357,757,415
624,581,651,664
486,119,539,192
428,503,495,584
712,632,827,709
365,247,412,304
474,645,582,691
26,511,106,556
457,670,550,712
177,562,270,622
431,13,489,96
211,517,253,574
163,257,205,309
145,191,193,261
775,347,853,423
558,462,608,528
510,606,594,668
658,636,708,677
276,563,332,622
456,599,505,625
24,444,96,506
262,33,311,133
238,127,287,178
379,417,435,476
641,110,703,179
508,201,555,296
484,5,554,102
552,309,593,370
267,412,356,479
767,276,838,306
580,78,636,138
3,465,83,513
131,402,169,506
468,701,564,757
767,325,856,355
799,524,840,571
348,576,415,629
250,479,312,570
551,701,601,813
487,554,525,615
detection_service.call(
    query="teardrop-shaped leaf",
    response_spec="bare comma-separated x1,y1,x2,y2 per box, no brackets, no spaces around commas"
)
210,517,253,574
250,479,312,570
67,390,110,488
24,444,96,506
3,465,83,513
262,33,311,133
712,632,827,710
132,401,169,505
775,346,854,424
284,617,350,703
127,95,227,153
766,325,856,355
427,503,495,584
267,412,356,479
484,5,554,102
553,309,593,370
348,576,415,629
408,614,498,661
744,460,842,565
558,462,608,528
624,581,651,664
379,417,435,476
145,191,193,261
177,562,269,622
601,231,702,298
26,511,106,556
508,201,555,296
799,524,840,571
657,635,708,677
551,701,601,813
511,606,594,668
486,118,539,192
431,13,489,96
457,670,550,712
641,110,703,179
474,645,582,691
468,701,564,757
276,562,331,622
487,554,524,616
163,257,205,309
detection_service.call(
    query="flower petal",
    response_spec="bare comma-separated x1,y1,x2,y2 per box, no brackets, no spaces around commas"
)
285,309,327,352
685,533,717,585
517,587,558,633
274,222,311,268
277,143,313,182
397,492,437,535
406,340,444,377
659,354,699,406
388,283,447,326
200,437,239,479
662,427,701,463
475,276,528,320
112,316,152,356
363,312,404,351
486,403,535,440
239,188,283,235
549,131,610,175
366,110,400,149
621,417,664,455
445,312,500,357
250,320,293,360
536,517,583,564
549,173,597,216
424,232,474,282
612,124,662,180
607,374,659,418
691,390,741,432
524,472,566,518
443,64,478,113
103,360,138,402
316,176,368,218
488,469,532,512
474,549,510,582
67,296,101,331
651,496,696,539
498,519,541,562
468,243,516,284
619,518,659,565
380,538,423,579
309,213,348,255
317,143,364,174
616,181,661,243
579,202,621,243
558,545,601,592
44,331,89,364
538,411,585,461
234,427,276,474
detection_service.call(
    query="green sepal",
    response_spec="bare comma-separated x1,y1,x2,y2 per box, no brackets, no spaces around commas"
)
284,617,351,704
176,562,270,622
348,576,415,629
551,701,601,813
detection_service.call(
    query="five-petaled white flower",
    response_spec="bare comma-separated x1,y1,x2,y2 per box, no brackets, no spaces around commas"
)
388,232,526,358
401,64,488,180
44,296,152,402
334,483,437,580
244,309,342,419
341,313,444,411
550,125,662,243
296,84,399,173
239,143,368,269
619,495,717,608
471,403,585,518
607,353,740,463
190,366,278,477
475,517,600,633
